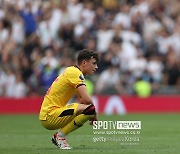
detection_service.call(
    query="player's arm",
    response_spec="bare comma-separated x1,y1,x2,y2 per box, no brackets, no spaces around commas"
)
77,85,98,125
76,90,84,104
77,85,93,105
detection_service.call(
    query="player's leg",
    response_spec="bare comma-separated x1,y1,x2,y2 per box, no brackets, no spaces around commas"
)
59,104,95,135
40,103,95,130
53,104,96,149
41,103,79,149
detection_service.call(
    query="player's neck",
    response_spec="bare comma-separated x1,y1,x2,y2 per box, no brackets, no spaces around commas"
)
75,65,86,76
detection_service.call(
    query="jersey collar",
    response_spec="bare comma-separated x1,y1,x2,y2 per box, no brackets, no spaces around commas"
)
74,65,81,71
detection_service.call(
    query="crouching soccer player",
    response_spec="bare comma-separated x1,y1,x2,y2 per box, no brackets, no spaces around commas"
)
39,49,99,149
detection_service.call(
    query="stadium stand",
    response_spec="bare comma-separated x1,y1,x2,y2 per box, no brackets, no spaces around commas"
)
0,0,179,97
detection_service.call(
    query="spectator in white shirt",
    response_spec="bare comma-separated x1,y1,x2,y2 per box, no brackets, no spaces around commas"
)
81,2,95,28
0,67,6,96
146,55,164,83
96,22,114,53
13,72,28,98
95,63,123,94
4,67,16,97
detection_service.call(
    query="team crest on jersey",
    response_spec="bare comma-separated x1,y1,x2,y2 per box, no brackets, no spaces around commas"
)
79,74,84,81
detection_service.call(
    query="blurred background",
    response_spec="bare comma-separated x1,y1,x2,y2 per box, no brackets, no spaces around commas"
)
0,0,179,98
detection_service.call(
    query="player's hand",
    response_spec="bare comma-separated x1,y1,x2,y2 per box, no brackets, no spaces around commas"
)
89,114,98,125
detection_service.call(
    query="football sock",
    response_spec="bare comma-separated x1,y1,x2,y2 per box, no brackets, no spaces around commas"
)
60,104,95,135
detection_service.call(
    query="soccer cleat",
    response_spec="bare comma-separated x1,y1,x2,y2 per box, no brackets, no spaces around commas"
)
52,133,72,150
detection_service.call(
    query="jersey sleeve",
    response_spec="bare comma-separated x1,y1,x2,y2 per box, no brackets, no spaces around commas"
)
67,68,86,88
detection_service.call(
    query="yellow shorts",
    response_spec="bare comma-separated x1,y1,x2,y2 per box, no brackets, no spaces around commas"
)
40,103,79,130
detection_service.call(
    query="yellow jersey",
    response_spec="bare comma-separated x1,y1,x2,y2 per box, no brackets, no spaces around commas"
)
39,66,85,120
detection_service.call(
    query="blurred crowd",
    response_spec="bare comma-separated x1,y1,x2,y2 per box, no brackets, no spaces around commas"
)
0,0,180,98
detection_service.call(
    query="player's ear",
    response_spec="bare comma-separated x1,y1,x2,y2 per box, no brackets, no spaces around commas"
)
82,60,87,66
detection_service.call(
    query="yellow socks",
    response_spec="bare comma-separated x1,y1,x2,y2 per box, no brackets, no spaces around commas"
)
60,114,93,135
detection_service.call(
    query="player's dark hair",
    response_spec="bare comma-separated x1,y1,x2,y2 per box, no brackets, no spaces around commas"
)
77,49,99,65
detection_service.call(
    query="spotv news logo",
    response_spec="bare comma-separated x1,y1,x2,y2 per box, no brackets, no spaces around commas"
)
93,121,141,130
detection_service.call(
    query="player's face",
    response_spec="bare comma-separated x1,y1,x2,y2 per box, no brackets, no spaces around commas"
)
84,58,98,75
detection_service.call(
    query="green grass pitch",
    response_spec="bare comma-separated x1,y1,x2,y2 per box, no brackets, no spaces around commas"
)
0,114,180,154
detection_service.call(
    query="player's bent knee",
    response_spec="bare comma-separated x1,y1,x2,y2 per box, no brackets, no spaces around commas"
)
82,104,95,115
